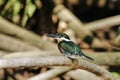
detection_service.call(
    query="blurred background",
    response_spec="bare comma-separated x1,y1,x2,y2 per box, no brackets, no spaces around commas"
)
0,0,120,80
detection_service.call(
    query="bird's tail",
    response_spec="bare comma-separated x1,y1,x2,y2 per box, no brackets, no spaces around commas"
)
83,54,94,60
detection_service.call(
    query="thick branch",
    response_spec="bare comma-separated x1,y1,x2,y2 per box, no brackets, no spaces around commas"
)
0,16,58,51
85,15,120,31
3,51,120,66
3,51,62,58
0,56,118,80
0,33,39,51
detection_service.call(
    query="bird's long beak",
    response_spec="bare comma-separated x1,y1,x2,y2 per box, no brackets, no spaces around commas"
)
47,34,60,38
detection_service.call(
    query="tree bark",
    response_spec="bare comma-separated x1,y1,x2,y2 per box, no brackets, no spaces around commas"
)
0,33,40,51
0,50,7,58
3,51,120,66
66,69,103,80
29,67,72,80
85,15,120,31
0,16,58,51
0,56,118,80
54,5,92,39
53,5,120,48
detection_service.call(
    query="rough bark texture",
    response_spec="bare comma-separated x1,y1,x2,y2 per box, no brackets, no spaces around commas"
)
3,51,120,66
0,56,118,80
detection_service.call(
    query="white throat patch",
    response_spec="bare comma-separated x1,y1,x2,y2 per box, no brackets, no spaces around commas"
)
56,37,71,42
61,37,70,41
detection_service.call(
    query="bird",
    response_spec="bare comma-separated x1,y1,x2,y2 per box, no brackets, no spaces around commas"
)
47,33,94,60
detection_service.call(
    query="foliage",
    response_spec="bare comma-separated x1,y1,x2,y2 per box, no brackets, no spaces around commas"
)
0,0,39,27
111,72,120,78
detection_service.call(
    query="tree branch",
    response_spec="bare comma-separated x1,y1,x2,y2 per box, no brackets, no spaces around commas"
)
29,67,72,80
0,33,40,51
54,5,92,39
85,15,120,31
29,67,103,80
66,69,103,80
53,5,120,49
0,16,58,51
3,51,61,58
3,51,120,66
0,50,7,58
0,56,118,80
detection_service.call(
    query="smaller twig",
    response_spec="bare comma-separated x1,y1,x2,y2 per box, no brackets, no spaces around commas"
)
85,15,120,31
66,69,103,80
28,67,72,80
91,38,120,50
29,67,103,80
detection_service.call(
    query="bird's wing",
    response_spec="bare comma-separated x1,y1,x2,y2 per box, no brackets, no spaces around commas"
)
58,41,83,55
58,41,94,60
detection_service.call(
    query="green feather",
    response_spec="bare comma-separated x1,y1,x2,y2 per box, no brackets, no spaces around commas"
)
58,41,94,60
59,41,83,55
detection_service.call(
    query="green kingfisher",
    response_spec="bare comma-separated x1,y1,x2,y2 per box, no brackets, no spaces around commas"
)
47,33,94,60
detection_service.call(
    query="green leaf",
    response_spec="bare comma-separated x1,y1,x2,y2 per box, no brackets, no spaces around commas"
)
12,0,21,23
116,26,120,41
27,3,36,17
0,0,5,6
13,0,21,16
21,0,36,27
111,72,120,78
117,26,120,35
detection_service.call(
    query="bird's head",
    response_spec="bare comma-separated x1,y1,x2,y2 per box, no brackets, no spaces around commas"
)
47,33,70,41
